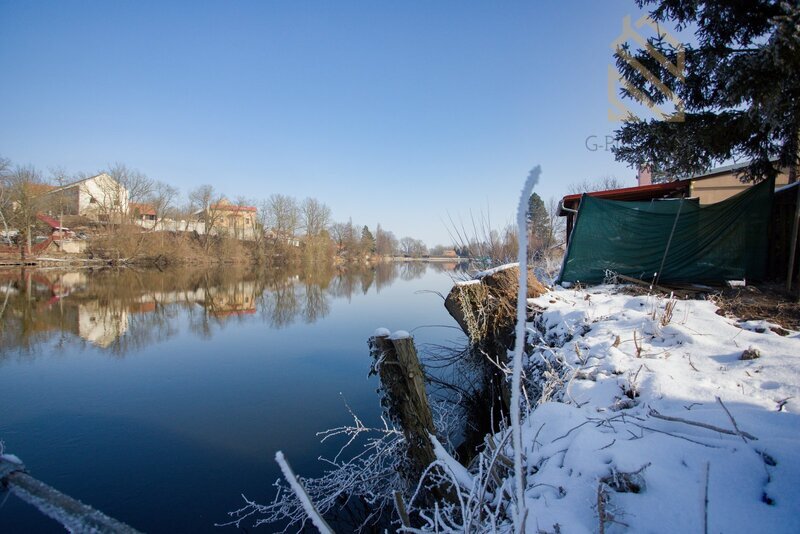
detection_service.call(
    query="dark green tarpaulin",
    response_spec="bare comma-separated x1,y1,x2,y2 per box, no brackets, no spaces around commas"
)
558,177,774,284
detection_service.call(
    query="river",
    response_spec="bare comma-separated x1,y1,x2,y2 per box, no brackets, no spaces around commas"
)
0,262,467,532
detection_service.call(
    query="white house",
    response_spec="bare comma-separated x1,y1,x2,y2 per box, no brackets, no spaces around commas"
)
43,173,129,221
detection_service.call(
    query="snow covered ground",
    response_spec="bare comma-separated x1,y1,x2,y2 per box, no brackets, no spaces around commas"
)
517,285,800,533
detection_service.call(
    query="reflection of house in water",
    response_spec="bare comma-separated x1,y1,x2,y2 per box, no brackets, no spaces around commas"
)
204,280,257,318
77,302,130,348
76,301,159,347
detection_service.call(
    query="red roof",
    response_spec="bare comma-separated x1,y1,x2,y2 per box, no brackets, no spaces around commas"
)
36,213,63,229
130,203,156,216
559,179,691,214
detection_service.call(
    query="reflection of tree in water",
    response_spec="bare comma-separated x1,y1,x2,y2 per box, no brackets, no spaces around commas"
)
374,262,399,292
0,260,462,358
260,281,301,329
302,283,330,324
399,261,427,281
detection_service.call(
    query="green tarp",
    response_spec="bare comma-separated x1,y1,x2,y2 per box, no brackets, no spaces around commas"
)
558,177,774,284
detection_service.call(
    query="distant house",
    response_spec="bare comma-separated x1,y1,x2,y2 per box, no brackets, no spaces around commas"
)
40,173,129,221
36,213,72,239
130,203,157,223
195,198,257,238
265,229,300,247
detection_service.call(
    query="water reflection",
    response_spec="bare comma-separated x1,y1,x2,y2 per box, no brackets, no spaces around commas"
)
0,261,466,357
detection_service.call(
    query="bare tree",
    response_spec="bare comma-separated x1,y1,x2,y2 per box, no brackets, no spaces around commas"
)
399,237,427,257
375,225,398,256
2,165,48,258
47,166,75,235
567,175,629,194
189,184,224,250
330,220,355,252
101,163,154,224
0,156,12,239
265,194,300,238
148,181,179,230
547,197,566,246
300,197,332,237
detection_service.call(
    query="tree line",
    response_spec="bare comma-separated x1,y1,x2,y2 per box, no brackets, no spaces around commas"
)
0,156,432,262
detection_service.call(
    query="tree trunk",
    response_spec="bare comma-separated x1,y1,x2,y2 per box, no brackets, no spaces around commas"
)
786,128,800,295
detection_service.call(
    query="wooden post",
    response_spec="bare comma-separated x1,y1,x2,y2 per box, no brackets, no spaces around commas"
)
370,333,437,486
1,456,142,533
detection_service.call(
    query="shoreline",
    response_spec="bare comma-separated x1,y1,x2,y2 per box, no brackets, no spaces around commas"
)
0,254,471,269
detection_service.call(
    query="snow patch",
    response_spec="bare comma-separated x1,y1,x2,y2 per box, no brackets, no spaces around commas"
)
475,262,519,278
373,327,391,337
389,330,411,340
514,285,800,533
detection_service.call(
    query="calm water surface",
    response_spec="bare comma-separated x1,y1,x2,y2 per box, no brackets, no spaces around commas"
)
0,262,466,532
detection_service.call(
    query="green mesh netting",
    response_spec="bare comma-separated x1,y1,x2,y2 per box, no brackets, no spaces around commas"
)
558,177,774,284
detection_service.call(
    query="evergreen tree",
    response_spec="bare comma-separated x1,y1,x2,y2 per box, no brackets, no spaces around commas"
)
612,0,800,182
361,225,376,253
527,193,553,257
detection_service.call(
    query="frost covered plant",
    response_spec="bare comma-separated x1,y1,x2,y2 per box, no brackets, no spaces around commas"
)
222,406,405,532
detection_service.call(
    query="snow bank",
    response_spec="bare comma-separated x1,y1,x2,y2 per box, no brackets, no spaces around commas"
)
513,286,800,533
475,262,519,279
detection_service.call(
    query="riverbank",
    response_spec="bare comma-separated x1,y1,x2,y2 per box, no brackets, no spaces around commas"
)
392,281,800,532
240,269,800,532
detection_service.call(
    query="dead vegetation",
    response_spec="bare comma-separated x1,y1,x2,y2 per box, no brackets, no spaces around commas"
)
444,265,547,344
713,285,800,332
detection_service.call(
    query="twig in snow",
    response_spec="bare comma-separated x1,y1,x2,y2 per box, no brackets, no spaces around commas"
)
776,397,792,412
704,462,710,534
393,491,410,529
552,420,593,443
648,409,758,440
633,330,643,358
631,423,720,448
598,439,616,451
715,396,752,443
597,482,607,534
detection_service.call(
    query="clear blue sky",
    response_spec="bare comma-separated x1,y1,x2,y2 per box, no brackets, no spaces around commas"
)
0,0,654,246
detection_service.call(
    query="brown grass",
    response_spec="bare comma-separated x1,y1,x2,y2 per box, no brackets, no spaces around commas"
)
445,266,547,344
714,284,800,332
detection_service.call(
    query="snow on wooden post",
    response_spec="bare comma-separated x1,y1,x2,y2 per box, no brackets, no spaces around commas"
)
369,329,443,501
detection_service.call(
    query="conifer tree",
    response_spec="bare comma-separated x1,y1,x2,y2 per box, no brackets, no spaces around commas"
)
612,0,800,182
527,193,553,258
361,225,376,254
